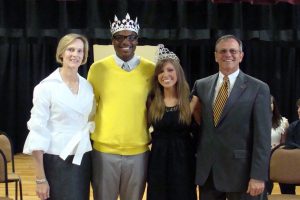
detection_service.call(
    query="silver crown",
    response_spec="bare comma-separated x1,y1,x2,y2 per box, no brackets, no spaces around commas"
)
155,44,180,63
110,13,140,35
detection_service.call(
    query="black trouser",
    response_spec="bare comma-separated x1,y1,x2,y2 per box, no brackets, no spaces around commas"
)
200,172,267,200
265,180,296,195
280,183,296,194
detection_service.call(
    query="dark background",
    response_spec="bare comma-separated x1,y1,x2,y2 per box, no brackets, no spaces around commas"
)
0,0,300,153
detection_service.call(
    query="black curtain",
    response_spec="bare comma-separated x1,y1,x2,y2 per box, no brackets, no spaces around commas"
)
212,0,300,4
0,0,299,153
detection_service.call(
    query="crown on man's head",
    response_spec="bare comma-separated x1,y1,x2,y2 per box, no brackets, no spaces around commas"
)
156,44,180,63
110,13,140,35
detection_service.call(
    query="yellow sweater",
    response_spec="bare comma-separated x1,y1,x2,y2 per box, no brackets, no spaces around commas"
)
87,55,155,155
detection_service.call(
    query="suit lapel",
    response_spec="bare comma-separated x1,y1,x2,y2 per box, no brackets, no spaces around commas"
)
217,71,247,125
208,74,219,124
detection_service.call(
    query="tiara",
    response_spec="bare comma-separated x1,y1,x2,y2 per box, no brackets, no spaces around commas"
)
155,44,180,63
110,13,140,35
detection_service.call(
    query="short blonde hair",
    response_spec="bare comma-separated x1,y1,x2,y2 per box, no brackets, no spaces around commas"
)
56,33,89,65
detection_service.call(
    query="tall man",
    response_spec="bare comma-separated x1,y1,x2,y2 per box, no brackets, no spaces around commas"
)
87,13,155,200
191,35,272,200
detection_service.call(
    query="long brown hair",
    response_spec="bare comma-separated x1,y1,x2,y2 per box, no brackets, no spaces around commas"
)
271,95,282,129
149,59,191,125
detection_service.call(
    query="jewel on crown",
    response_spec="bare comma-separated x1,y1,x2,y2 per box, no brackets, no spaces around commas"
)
156,44,180,63
110,13,140,35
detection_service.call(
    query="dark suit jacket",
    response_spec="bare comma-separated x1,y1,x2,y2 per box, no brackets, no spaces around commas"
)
285,120,300,148
192,70,271,192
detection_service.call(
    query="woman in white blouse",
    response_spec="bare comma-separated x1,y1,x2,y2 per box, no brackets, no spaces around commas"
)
23,33,94,200
266,95,289,194
270,95,289,149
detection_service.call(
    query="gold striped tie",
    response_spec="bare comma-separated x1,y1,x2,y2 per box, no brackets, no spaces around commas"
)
213,76,229,126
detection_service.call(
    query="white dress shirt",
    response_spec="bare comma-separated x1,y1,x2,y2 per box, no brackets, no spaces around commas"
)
114,55,140,71
213,69,240,103
23,68,94,165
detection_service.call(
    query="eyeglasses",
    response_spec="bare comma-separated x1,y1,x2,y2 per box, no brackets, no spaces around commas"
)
112,34,138,42
216,49,241,55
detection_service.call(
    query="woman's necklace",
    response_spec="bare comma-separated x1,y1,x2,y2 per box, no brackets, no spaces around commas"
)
60,68,79,95
66,80,79,94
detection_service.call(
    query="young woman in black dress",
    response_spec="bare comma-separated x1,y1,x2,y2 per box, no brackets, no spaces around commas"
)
147,44,198,200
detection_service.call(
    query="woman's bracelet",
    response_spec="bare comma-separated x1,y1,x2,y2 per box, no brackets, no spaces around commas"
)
36,178,47,184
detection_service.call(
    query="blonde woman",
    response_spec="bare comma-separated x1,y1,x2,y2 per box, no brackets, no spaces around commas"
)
23,33,94,200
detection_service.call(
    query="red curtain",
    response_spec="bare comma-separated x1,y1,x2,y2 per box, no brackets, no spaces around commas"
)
212,0,300,4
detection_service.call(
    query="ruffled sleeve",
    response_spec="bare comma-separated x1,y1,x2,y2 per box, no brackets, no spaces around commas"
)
281,117,289,131
23,83,52,154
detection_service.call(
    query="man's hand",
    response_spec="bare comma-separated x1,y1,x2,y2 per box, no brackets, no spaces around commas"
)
246,178,265,196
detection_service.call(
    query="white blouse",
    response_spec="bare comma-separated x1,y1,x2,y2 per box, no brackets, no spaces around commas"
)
271,117,289,149
23,68,94,165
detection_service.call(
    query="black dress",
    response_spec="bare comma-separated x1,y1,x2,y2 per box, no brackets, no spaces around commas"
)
147,106,197,200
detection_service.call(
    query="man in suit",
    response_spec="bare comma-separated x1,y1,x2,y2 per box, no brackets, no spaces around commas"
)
191,35,272,200
285,98,300,149
281,98,300,194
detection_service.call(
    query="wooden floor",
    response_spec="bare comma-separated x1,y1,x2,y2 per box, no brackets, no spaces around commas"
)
0,154,145,200
0,154,298,200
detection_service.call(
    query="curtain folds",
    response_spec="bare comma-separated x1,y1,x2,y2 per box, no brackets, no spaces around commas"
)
212,0,300,4
0,0,300,152
0,0,300,41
